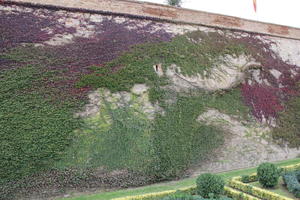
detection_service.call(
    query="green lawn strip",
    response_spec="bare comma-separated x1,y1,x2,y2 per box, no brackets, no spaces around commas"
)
61,158,300,200
249,179,294,199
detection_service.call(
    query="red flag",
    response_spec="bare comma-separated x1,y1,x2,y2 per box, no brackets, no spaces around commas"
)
253,0,257,12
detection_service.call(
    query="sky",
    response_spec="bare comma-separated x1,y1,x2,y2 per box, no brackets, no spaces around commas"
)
139,0,300,28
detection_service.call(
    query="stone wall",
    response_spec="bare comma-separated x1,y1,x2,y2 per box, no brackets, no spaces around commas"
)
3,0,300,40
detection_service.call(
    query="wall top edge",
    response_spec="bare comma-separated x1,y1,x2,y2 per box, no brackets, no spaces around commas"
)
2,0,300,41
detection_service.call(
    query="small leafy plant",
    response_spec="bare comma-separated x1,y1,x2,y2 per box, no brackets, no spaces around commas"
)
166,0,182,7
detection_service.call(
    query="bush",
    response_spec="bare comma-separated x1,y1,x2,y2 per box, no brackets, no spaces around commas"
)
257,163,280,188
282,170,300,198
166,0,182,7
196,173,225,198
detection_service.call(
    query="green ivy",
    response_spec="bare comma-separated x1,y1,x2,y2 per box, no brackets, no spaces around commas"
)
149,96,225,179
0,31,252,196
272,95,300,148
0,66,81,184
77,31,248,92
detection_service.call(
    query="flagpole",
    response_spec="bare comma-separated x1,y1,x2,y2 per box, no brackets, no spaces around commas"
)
253,0,259,23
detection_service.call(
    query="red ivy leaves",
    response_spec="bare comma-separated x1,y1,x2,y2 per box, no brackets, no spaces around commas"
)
237,35,300,121
241,84,284,122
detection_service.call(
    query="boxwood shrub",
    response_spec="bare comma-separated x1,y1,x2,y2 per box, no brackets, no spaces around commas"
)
257,163,280,188
196,173,225,198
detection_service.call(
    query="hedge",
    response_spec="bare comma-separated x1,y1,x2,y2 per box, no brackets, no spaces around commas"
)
242,163,300,181
228,177,293,200
112,190,177,200
280,163,300,174
112,184,262,200
113,163,300,200
241,173,258,183
282,170,300,198
161,193,232,200
238,163,300,183
227,163,300,200
112,187,196,200
224,186,260,200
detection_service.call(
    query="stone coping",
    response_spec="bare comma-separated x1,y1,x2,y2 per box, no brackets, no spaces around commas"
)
2,0,300,40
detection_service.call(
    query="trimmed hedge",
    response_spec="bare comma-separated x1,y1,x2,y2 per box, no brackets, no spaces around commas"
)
227,163,300,200
112,187,232,200
113,163,300,200
224,186,260,200
112,190,177,200
241,173,258,183
112,187,196,200
161,194,232,200
161,193,202,200
282,170,300,198
228,177,293,200
280,163,300,174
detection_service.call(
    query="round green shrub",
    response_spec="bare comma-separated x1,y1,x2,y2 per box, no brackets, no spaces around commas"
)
257,162,280,188
196,173,225,198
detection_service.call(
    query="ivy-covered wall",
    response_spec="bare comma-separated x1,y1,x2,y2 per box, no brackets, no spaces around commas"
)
0,4,300,200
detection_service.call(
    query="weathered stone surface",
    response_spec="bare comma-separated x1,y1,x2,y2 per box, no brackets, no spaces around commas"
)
270,37,300,67
6,0,300,40
1,2,300,190
165,55,260,92
0,4,212,46
191,109,300,176
76,85,163,120
269,69,282,79
131,84,149,95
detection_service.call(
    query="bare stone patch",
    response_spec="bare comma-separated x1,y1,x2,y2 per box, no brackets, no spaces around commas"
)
269,69,282,79
269,37,300,67
191,109,300,176
131,84,149,95
76,85,163,120
164,55,260,92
